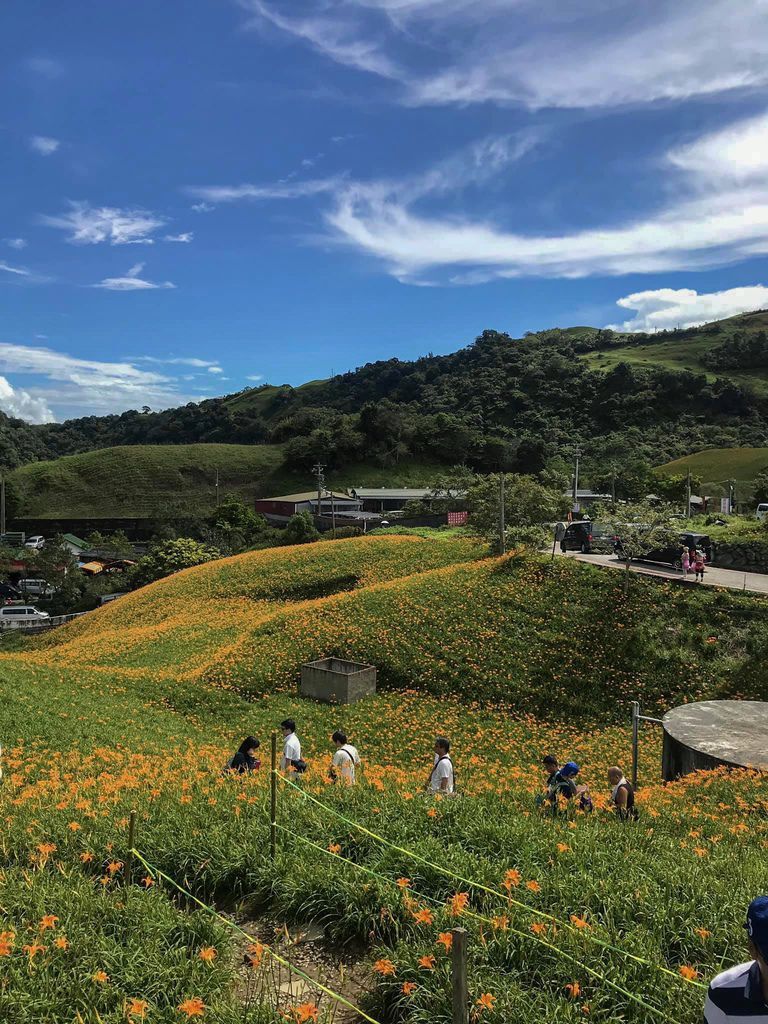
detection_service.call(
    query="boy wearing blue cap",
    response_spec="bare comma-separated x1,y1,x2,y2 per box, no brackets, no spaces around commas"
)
543,762,592,815
704,896,768,1021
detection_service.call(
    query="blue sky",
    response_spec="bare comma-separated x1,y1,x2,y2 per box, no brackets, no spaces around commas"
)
3,0,768,422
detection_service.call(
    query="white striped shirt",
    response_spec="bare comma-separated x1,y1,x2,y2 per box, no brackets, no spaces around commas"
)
704,961,768,1023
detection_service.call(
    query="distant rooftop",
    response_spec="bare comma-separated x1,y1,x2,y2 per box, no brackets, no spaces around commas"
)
258,491,359,503
351,487,434,499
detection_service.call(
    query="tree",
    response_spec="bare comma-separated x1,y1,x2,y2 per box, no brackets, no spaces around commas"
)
283,511,320,545
606,501,681,592
129,538,222,589
209,496,269,540
754,470,768,506
467,473,569,551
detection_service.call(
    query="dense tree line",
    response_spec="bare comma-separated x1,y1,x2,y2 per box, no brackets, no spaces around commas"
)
1,324,768,478
702,330,768,370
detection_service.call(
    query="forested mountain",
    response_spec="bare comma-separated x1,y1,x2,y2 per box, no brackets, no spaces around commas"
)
3,315,768,478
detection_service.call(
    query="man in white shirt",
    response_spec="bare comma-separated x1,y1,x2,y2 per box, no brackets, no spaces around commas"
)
280,718,301,776
330,730,361,785
704,896,768,1023
428,736,454,794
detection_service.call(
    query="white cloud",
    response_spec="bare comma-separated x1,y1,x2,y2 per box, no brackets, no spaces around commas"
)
29,135,60,156
92,262,176,291
0,342,197,419
668,110,768,183
23,57,63,78
4,238,28,250
606,285,768,333
164,232,194,243
208,366,224,374
191,201,215,213
0,261,30,277
134,356,220,368
246,374,264,381
42,201,165,245
0,376,54,423
244,0,768,110
185,178,341,203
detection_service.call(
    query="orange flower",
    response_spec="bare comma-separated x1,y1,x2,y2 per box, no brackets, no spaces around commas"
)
565,982,581,998
695,928,712,940
449,892,469,916
437,932,453,951
396,878,411,889
373,958,396,977
502,869,521,890
198,947,217,962
37,842,56,857
530,922,546,936
693,847,708,858
570,915,590,930
679,965,699,982
491,915,509,932
54,936,69,950
92,970,109,984
328,843,341,855
247,941,265,968
68,821,81,832
401,981,417,996
0,934,14,957
141,876,155,888
290,1002,319,1023
525,880,541,893
418,955,436,970
427,808,438,818
178,997,206,1017
556,843,570,853
475,993,496,1013
107,860,124,876
127,999,149,1019
412,908,434,926
23,942,45,959
80,851,94,863
39,915,58,931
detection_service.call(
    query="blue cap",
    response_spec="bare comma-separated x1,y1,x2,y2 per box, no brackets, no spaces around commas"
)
561,761,580,777
746,897,768,958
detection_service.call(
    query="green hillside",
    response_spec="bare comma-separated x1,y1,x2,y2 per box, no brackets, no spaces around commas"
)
582,309,768,395
655,447,768,484
9,443,448,520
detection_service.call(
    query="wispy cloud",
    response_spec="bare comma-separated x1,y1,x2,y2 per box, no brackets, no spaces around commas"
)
191,201,215,213
4,238,28,250
0,376,53,423
23,56,64,79
163,232,194,243
244,0,768,110
246,374,264,381
92,263,176,291
185,177,341,203
208,366,224,374
133,356,220,368
42,201,165,245
29,135,60,156
607,285,768,333
0,261,30,278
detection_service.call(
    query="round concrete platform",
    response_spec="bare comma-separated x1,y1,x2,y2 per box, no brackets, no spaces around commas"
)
662,700,768,780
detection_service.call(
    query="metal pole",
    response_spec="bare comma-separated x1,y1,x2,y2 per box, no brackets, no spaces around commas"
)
499,473,506,554
631,700,640,790
451,927,469,1024
0,475,5,537
215,469,220,507
329,490,336,537
611,468,616,505
126,809,137,885
270,731,277,862
686,470,691,519
572,449,581,512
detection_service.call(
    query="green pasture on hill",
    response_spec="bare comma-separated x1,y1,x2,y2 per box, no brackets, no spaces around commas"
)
655,447,768,484
9,443,447,520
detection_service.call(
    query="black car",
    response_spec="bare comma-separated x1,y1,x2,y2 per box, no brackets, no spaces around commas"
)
558,521,615,554
616,531,713,567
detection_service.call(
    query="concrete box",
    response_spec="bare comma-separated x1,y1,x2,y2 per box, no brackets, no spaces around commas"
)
300,657,377,705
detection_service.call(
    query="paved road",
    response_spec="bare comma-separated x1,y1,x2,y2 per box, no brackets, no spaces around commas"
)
559,550,768,596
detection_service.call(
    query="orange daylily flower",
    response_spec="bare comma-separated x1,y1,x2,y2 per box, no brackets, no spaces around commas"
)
525,880,541,893
680,965,699,982
437,932,453,951
449,892,469,916
412,907,434,925
54,936,69,950
92,970,109,984
127,999,149,1019
289,1002,319,1023
570,915,590,930
565,982,581,998
198,946,217,962
418,955,436,970
373,958,396,977
401,981,417,996
39,915,58,931
475,993,496,1013
178,997,206,1017
502,869,521,890
396,878,411,889
328,843,341,855
695,928,712,940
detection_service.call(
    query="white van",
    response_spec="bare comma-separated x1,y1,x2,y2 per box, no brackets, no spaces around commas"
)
24,536,45,550
0,606,50,628
757,503,768,521
19,579,55,598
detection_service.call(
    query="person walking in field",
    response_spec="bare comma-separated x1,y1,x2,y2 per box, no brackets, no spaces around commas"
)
694,548,707,582
607,766,638,821
428,737,455,794
330,730,361,785
703,895,768,1022
227,736,261,773
280,719,304,776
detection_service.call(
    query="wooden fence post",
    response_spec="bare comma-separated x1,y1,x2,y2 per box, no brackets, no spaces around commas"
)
125,809,137,885
451,927,469,1024
270,731,277,862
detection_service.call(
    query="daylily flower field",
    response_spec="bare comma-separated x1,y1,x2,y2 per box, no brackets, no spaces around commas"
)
1,533,767,1022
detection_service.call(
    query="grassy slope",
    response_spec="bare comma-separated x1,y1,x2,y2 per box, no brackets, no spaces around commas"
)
2,536,768,1022
582,309,768,395
9,443,447,520
655,447,768,484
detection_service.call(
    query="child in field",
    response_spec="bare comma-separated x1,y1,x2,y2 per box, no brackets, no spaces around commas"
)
694,548,707,582
681,546,690,577
227,736,261,773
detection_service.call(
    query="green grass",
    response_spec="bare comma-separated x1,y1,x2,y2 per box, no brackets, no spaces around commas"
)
655,447,768,484
9,443,448,520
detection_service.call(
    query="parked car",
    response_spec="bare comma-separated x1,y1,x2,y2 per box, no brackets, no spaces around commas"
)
0,606,50,628
558,521,616,554
18,578,55,598
24,535,45,550
615,531,713,567
757,503,768,521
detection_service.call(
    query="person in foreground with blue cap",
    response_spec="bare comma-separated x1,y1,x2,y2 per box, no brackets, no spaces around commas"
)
541,761,592,815
704,896,768,1022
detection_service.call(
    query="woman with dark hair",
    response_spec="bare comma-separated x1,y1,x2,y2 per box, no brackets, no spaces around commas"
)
228,736,261,773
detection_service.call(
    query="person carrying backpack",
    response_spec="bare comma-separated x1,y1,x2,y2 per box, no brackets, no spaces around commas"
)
330,730,361,785
428,737,455,794
280,719,307,776
546,761,591,815
607,766,638,821
225,736,261,774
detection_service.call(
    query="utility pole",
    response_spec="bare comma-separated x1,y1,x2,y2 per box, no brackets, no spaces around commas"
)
215,468,220,507
571,448,582,514
685,469,692,520
610,467,616,505
312,462,326,521
499,473,506,555
729,479,735,515
327,489,337,537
